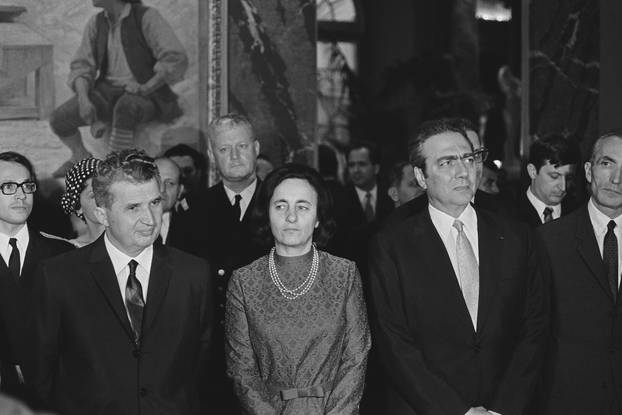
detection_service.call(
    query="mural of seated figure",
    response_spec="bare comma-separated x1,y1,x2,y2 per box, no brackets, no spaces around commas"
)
48,0,188,177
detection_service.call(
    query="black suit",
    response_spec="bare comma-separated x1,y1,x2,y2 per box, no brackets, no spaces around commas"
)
204,180,267,413
0,227,71,403
514,189,578,228
31,236,213,415
164,207,209,258
538,206,622,414
369,207,548,415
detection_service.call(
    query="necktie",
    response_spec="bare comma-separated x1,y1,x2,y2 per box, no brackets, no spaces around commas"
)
364,192,374,222
543,207,554,223
453,220,479,329
125,260,144,344
8,238,20,282
232,194,242,222
603,220,619,301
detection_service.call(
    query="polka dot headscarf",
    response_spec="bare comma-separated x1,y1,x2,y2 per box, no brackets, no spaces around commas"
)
60,158,102,218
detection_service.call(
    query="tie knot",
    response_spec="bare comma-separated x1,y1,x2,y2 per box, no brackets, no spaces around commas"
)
234,194,242,205
128,259,138,275
608,220,617,232
9,238,17,249
453,219,465,232
543,207,553,215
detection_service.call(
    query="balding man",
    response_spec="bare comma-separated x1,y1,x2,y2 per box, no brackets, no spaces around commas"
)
154,157,208,258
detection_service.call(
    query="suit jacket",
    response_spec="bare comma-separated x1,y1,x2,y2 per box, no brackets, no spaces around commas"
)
537,206,622,415
165,206,209,259
0,227,71,400
369,207,548,415
514,190,578,228
31,236,213,415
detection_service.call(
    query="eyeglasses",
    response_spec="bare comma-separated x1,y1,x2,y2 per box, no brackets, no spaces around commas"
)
1,181,37,195
474,148,489,163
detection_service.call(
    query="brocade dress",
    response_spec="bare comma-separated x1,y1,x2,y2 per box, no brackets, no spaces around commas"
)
225,249,371,415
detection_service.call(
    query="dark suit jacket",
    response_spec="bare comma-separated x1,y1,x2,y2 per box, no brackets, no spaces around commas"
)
514,189,578,228
369,207,548,415
0,227,71,400
31,236,213,415
165,207,209,259
537,207,622,415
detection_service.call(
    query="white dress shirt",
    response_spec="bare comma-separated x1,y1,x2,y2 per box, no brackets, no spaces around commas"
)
526,187,561,223
224,179,258,221
104,233,153,303
588,198,622,285
354,184,377,216
0,224,29,276
160,211,171,244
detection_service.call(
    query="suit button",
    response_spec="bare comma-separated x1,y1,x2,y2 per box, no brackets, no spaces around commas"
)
139,387,147,397
219,320,225,325
132,349,140,358
218,269,225,276
218,286,224,292
474,344,481,353
219,303,225,308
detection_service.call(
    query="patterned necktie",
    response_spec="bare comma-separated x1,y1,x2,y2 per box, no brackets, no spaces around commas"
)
453,220,479,329
543,207,554,223
125,260,144,344
232,194,242,222
364,192,374,222
603,220,619,301
8,238,20,282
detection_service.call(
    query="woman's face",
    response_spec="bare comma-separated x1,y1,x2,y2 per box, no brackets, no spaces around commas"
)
78,178,100,224
269,178,319,255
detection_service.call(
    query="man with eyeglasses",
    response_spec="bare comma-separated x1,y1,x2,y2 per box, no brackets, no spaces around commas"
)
0,152,72,406
368,119,548,415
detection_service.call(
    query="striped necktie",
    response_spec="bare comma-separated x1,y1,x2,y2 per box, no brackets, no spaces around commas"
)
125,260,144,344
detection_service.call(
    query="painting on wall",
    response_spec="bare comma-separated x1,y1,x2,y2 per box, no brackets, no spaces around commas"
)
0,0,204,182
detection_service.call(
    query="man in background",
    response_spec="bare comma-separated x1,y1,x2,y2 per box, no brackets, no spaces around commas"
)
387,161,424,207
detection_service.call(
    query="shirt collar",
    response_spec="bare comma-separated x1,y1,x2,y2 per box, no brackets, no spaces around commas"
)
527,186,561,220
354,184,377,204
428,202,477,239
103,232,153,276
0,223,29,252
223,179,257,205
588,197,622,237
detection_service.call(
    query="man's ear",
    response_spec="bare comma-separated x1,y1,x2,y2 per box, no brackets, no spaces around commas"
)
207,143,215,164
526,163,538,180
388,187,399,203
93,206,109,227
584,161,592,184
373,164,380,176
176,183,185,201
414,167,427,190
254,140,260,156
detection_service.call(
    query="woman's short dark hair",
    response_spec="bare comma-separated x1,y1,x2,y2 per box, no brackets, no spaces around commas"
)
252,163,336,249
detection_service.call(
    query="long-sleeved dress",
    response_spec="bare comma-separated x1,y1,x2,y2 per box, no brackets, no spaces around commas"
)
225,249,371,415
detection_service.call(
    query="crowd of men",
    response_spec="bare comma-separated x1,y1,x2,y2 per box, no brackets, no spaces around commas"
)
0,111,621,414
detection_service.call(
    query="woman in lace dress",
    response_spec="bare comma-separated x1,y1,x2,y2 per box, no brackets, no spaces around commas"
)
225,164,371,415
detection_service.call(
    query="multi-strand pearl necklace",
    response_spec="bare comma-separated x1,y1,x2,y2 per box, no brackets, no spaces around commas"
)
268,245,319,300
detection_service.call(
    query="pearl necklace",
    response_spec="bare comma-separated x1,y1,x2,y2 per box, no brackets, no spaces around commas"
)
269,245,319,300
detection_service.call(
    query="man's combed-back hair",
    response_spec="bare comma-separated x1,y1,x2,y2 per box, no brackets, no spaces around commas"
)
207,113,256,143
93,149,160,208
528,134,581,171
408,118,471,174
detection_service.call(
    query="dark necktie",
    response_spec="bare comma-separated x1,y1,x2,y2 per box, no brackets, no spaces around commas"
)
364,192,374,222
543,207,554,223
8,238,20,282
604,220,619,301
125,260,144,344
232,194,242,222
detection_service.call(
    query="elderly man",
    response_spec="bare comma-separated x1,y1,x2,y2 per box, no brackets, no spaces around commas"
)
516,134,581,227
204,113,267,413
49,0,188,177
31,149,213,415
537,131,622,414
0,152,71,406
154,156,208,258
369,118,548,415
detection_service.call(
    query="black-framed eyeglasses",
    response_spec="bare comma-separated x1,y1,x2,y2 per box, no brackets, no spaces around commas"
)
474,148,489,163
1,181,37,195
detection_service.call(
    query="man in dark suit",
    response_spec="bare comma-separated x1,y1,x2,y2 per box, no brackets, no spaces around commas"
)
537,131,622,414
31,149,213,415
515,134,581,227
205,113,267,413
0,152,72,405
154,156,208,258
369,119,548,415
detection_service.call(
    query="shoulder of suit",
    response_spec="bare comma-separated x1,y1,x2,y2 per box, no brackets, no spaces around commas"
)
161,245,208,268
537,204,585,240
37,231,76,253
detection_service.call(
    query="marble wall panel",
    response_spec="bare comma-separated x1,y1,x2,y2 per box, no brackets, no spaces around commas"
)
529,0,598,152
228,0,316,165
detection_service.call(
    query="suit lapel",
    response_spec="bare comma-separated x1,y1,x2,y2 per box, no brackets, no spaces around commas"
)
142,244,172,333
88,236,135,342
414,212,475,332
575,208,613,301
475,210,503,333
